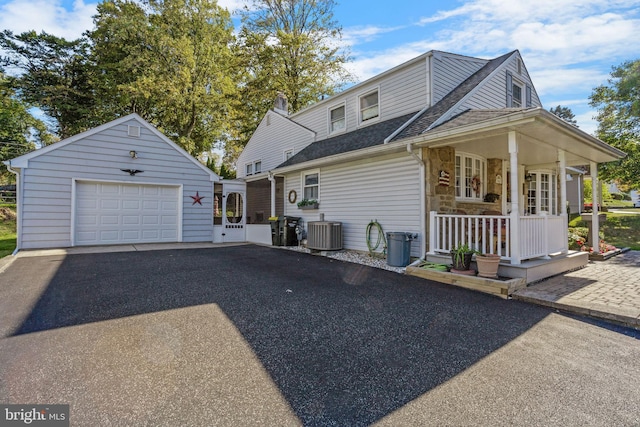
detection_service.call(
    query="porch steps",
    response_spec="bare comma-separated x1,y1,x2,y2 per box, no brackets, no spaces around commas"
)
425,251,589,284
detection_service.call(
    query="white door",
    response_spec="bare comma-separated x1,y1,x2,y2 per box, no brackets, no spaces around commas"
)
222,185,246,242
75,181,180,246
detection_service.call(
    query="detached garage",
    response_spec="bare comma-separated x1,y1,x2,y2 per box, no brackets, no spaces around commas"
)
5,114,219,250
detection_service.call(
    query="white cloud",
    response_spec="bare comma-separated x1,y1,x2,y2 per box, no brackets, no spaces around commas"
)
0,0,97,40
342,25,405,46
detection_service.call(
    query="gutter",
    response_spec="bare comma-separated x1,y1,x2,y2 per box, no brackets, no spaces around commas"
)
406,143,427,257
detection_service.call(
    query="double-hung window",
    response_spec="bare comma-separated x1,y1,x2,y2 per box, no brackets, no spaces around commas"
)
245,163,253,176
253,160,262,174
455,153,486,201
330,104,346,133
359,90,379,123
512,82,523,108
302,171,319,200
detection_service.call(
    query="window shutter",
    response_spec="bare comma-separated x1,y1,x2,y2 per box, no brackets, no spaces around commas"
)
506,71,513,107
525,84,532,108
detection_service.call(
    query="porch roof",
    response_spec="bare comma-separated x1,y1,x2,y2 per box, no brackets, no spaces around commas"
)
407,107,626,167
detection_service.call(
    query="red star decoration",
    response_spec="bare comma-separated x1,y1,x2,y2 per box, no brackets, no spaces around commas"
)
190,191,205,205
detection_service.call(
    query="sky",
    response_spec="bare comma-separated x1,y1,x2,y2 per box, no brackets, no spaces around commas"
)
1,0,639,135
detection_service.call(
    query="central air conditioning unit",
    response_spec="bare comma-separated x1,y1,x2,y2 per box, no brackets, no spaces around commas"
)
307,221,342,250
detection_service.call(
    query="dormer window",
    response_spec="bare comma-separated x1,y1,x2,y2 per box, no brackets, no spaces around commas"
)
329,104,345,133
359,89,379,123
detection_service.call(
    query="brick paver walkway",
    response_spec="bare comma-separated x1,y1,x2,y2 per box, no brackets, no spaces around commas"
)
513,250,640,327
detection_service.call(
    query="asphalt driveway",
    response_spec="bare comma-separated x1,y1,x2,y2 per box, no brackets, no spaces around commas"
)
1,245,639,426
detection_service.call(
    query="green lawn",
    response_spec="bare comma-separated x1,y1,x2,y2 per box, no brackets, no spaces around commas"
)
569,211,640,250
0,205,17,258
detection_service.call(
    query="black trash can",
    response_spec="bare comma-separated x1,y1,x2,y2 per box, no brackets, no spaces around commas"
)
282,216,301,246
386,232,415,267
269,217,283,246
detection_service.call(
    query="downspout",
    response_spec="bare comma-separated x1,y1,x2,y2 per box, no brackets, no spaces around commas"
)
5,161,20,255
407,143,427,257
267,172,276,218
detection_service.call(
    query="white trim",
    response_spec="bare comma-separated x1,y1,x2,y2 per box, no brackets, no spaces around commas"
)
358,87,380,126
455,152,487,202
71,178,184,247
7,113,219,182
301,169,320,201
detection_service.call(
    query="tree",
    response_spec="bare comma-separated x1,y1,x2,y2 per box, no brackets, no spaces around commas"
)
230,0,352,159
0,30,96,138
549,105,578,127
90,0,237,156
590,59,640,189
0,70,55,183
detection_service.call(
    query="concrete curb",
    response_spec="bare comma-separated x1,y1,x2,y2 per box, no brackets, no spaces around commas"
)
513,293,640,329
0,255,16,274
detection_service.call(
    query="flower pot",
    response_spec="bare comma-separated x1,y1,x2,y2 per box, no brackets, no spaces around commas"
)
451,251,473,271
476,254,501,278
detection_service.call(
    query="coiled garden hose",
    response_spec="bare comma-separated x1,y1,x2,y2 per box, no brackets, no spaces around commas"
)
366,220,387,257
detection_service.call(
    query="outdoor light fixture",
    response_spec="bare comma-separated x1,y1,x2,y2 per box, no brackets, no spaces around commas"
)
129,150,138,159
525,173,533,182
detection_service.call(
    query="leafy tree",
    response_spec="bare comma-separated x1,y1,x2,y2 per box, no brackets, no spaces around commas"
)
0,30,96,138
549,105,578,127
590,59,640,189
0,70,55,183
90,0,237,156
230,0,352,159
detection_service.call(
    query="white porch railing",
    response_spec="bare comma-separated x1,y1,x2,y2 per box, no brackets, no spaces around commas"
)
429,213,511,258
519,215,566,260
429,211,567,262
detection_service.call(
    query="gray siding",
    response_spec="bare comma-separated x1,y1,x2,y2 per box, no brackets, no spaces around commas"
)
283,153,422,257
432,52,487,104
292,58,428,141
237,111,315,178
19,117,214,249
447,53,542,118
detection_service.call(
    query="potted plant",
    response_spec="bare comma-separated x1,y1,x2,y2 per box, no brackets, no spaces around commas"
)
483,192,500,203
450,243,476,271
297,199,319,210
476,253,501,278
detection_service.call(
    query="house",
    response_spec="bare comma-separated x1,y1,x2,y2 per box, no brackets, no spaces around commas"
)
4,114,247,250
238,50,625,282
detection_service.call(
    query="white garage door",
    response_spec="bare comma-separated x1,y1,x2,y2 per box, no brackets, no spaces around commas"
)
75,181,180,246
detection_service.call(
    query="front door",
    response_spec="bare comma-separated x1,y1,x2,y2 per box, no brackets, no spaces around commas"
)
222,183,246,242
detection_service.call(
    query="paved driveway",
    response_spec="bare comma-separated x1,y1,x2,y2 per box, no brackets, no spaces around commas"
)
1,245,639,426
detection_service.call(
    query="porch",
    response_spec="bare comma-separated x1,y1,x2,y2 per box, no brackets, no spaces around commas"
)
426,211,589,283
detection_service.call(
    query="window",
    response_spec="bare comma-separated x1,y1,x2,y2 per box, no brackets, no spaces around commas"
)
455,153,486,201
526,171,557,215
254,160,262,174
284,149,294,161
359,90,379,123
245,163,252,176
302,171,319,200
512,82,523,108
330,104,346,133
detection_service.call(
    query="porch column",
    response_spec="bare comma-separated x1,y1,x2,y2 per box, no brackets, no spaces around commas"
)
558,149,568,253
590,162,600,255
508,131,521,264
268,172,276,217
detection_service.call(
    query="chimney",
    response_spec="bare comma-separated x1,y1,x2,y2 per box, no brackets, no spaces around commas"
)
274,92,288,115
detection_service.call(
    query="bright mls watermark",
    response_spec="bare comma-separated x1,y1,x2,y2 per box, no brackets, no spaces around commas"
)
0,405,69,426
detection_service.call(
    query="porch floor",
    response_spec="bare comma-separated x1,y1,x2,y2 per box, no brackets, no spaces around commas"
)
425,251,589,284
